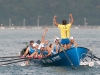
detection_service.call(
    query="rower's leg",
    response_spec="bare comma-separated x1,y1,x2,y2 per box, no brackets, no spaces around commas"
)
30,51,38,58
35,52,38,57
30,52,36,57
25,60,29,66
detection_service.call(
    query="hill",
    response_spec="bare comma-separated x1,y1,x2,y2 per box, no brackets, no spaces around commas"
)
0,0,100,26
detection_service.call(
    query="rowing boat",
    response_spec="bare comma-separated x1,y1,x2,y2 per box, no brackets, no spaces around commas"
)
41,47,89,66
20,47,89,67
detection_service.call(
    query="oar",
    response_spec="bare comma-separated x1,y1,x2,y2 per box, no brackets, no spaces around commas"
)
0,57,33,66
54,36,76,69
88,54,100,65
87,55,97,61
92,55,100,60
0,58,26,62
0,56,20,58
56,40,76,69
63,49,76,69
88,53,100,61
0,59,28,66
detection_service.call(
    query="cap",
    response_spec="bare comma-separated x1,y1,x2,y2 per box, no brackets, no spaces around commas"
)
54,37,60,41
56,37,60,39
38,44,45,49
33,43,38,47
70,36,74,39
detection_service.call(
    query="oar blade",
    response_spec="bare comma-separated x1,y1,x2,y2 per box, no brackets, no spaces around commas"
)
89,62,94,67
0,59,28,66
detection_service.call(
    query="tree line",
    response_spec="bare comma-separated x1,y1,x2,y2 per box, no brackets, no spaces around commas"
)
0,0,100,26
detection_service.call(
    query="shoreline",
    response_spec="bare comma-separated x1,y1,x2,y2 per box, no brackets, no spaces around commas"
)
0,26,100,29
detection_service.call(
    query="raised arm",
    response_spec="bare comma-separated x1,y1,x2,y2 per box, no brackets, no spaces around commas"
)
69,14,74,25
41,28,48,43
53,15,59,27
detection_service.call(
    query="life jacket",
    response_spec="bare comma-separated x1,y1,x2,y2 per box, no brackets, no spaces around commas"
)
71,44,75,48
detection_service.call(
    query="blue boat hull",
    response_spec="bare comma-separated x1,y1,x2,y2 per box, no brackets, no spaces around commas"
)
41,47,89,66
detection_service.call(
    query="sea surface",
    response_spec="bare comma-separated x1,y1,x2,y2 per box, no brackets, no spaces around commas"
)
0,28,100,75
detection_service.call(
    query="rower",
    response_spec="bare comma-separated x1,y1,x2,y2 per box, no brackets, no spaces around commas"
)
53,14,74,50
38,28,51,58
29,43,39,58
23,40,34,57
40,40,51,58
69,36,78,48
51,37,61,55
23,41,38,58
21,40,36,66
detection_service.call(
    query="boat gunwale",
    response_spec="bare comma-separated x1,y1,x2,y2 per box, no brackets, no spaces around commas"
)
42,47,90,59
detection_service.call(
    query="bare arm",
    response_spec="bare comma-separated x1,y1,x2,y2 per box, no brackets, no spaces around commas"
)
51,44,54,51
24,47,30,57
74,41,78,47
67,39,78,49
56,45,59,54
69,14,74,25
67,43,72,49
29,45,39,57
46,46,51,56
41,28,48,43
53,15,59,27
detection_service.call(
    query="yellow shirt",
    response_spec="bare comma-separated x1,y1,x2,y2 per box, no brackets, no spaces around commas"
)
58,24,71,39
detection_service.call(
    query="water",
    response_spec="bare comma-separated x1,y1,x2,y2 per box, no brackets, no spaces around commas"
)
0,28,100,75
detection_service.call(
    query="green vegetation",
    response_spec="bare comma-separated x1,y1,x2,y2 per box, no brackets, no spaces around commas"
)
0,0,100,26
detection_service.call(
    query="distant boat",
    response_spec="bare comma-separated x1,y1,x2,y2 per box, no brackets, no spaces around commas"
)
21,47,89,67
